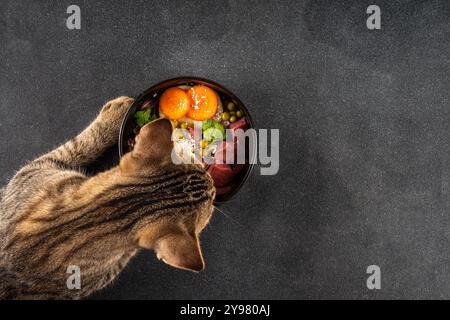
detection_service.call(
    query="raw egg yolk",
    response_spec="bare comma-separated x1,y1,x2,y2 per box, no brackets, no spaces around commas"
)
159,87,190,120
186,85,218,121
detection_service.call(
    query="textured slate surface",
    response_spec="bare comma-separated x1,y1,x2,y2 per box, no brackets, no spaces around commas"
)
0,0,449,299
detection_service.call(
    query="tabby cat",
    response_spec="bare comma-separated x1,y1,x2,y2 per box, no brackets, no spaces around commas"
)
0,96,216,299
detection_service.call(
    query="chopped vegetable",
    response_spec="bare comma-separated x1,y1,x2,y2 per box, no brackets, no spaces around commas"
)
203,121,225,141
203,128,223,142
212,121,225,137
229,115,237,123
134,108,155,127
202,119,214,131
180,122,189,130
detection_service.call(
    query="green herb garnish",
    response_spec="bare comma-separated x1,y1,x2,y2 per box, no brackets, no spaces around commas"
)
212,121,225,138
134,108,155,127
202,120,225,141
202,119,214,131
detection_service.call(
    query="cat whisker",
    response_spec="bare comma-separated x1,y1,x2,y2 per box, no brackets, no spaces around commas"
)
213,205,242,227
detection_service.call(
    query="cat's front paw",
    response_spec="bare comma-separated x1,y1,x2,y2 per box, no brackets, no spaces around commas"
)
99,96,134,124
94,96,134,144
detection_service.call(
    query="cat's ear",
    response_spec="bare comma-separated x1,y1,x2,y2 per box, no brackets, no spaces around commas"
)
153,232,205,272
132,118,173,163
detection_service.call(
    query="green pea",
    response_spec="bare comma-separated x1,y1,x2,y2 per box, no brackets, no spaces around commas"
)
227,102,235,111
229,115,237,123
229,111,236,116
222,112,230,121
236,110,243,118
180,122,188,130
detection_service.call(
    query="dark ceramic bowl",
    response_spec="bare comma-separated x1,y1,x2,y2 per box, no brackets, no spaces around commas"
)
118,77,255,204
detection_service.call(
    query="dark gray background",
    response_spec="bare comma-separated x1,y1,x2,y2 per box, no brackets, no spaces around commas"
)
1,0,449,299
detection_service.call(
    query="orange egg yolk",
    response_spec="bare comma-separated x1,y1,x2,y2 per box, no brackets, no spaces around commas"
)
159,87,190,120
186,85,218,121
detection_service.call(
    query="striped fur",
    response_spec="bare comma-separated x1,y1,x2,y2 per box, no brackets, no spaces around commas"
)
0,97,215,299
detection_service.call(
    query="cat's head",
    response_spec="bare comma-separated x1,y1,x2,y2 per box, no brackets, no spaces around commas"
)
119,118,215,272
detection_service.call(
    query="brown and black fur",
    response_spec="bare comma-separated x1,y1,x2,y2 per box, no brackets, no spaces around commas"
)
0,97,215,299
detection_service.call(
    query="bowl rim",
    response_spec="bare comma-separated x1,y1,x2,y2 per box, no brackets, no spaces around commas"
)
118,76,255,204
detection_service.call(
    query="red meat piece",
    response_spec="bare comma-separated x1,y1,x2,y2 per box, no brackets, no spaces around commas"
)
207,164,234,187
229,118,247,132
214,141,235,164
